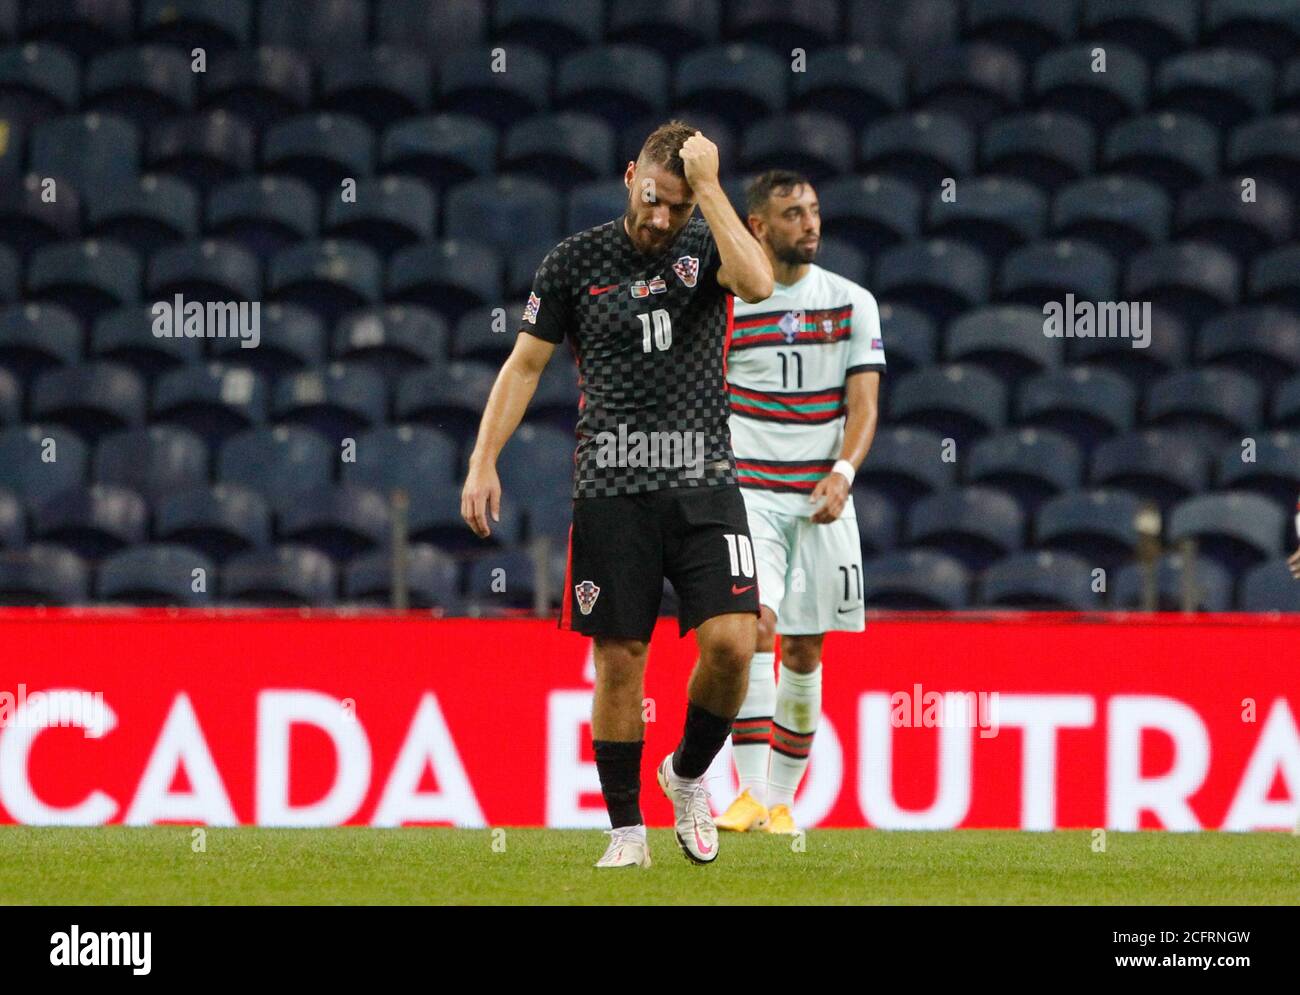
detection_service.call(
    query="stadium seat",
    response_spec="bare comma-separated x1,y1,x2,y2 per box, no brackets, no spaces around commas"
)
1228,114,1300,192
1216,432,1300,507
1032,43,1148,129
465,547,543,611
155,484,270,563
97,544,215,606
446,175,565,252
556,45,669,130
813,237,869,286
965,0,1081,60
528,355,581,430
1090,429,1210,507
453,302,524,363
926,176,1047,261
277,483,391,560
1052,175,1170,259
138,0,252,53
0,544,89,605
269,240,383,324
0,42,80,121
1103,113,1220,198
1205,0,1300,62
978,550,1099,610
208,302,325,377
0,172,81,256
262,113,374,193
86,173,200,254
152,363,267,445
998,238,1119,307
888,364,1007,446
906,486,1024,569
674,44,788,130
1113,552,1234,612
606,0,720,55
518,491,572,546
1239,559,1300,612
725,0,839,50
30,483,147,559
271,363,387,445
31,362,146,442
147,238,261,304
0,243,13,303
1273,374,1300,428
1169,491,1287,573
848,0,961,61
860,111,977,190
438,44,551,128
201,47,312,128
816,175,921,256
1016,366,1136,448
494,0,603,57
1080,0,1199,62
0,302,81,381
944,305,1062,383
1248,245,1300,310
1198,307,1300,390
913,42,1025,126
409,488,522,552
320,48,431,130
146,111,256,193
0,367,18,425
380,113,498,190
875,303,935,375
222,544,337,606
324,176,435,257
496,424,577,497
739,112,855,181
342,424,458,498
95,425,209,502
790,45,906,129
333,305,447,381
874,239,990,324
0,425,89,505
85,44,195,126
218,425,335,513
1175,179,1291,261
1145,368,1261,439
26,239,141,322
1065,305,1187,387
1127,242,1240,326
206,175,318,261
853,488,899,557
258,0,368,57
22,0,133,55
1034,488,1143,568
376,0,489,60
980,110,1096,193
0,486,20,548
862,548,970,609
966,427,1082,510
1154,48,1274,130
507,241,555,299
386,240,501,322
566,178,628,234
857,426,956,505
345,543,461,609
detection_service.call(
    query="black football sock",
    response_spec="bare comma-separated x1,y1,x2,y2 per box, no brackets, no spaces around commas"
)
672,701,733,780
593,739,643,828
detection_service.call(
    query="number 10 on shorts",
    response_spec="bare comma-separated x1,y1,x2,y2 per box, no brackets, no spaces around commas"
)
723,533,755,578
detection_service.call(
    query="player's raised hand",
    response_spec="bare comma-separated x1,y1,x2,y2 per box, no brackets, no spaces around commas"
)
1288,546,1300,578
679,131,720,190
809,471,850,525
461,464,501,539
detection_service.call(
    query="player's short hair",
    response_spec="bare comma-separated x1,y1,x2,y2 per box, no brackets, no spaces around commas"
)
636,120,699,177
745,169,814,214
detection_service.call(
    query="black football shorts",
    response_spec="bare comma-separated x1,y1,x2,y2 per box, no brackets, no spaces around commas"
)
560,485,762,641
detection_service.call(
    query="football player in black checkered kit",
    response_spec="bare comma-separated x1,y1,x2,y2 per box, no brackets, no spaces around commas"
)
463,121,774,867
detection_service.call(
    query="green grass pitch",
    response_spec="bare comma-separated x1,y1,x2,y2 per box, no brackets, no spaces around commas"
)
1,827,1295,905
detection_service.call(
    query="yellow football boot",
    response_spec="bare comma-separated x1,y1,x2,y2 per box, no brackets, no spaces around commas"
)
765,804,799,835
714,789,769,832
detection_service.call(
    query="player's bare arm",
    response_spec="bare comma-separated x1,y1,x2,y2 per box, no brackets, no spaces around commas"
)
461,333,556,538
1289,546,1300,579
679,132,774,303
810,370,880,525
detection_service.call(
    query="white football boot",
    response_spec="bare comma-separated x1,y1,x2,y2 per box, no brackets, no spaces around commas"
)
593,825,652,868
656,754,719,864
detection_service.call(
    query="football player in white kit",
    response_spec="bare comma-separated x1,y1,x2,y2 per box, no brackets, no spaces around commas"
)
716,170,884,834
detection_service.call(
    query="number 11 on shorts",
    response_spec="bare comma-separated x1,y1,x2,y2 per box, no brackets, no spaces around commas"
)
723,533,754,578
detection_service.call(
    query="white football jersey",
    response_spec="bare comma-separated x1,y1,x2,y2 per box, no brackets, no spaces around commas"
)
727,264,886,517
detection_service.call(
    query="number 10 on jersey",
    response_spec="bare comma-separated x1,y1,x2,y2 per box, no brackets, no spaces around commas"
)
638,309,672,352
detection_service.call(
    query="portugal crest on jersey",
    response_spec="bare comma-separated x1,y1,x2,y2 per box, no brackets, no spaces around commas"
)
673,255,699,288
574,580,601,615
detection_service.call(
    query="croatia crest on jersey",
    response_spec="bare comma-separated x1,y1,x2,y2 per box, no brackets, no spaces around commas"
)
574,580,600,615
523,292,541,324
673,255,699,288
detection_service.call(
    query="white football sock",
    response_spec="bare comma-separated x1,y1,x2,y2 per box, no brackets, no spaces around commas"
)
768,662,821,809
731,651,775,805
